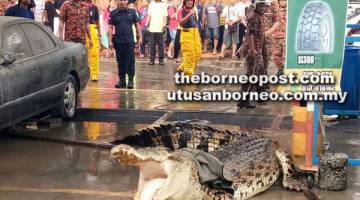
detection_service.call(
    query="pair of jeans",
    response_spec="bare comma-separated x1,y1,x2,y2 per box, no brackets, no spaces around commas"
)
113,41,135,81
148,32,164,62
140,28,148,55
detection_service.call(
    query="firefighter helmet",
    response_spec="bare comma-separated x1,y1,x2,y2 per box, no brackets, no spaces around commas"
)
251,0,270,8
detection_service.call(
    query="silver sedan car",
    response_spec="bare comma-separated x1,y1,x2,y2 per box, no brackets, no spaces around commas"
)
0,17,89,130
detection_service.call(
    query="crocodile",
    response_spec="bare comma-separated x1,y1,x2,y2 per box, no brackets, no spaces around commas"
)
111,120,318,200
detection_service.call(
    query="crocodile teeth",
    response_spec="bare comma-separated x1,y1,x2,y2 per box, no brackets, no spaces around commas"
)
111,144,172,165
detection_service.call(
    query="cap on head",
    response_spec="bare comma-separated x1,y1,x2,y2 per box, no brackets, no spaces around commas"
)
251,0,270,8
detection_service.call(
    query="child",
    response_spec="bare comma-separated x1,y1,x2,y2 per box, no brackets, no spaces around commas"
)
177,0,202,76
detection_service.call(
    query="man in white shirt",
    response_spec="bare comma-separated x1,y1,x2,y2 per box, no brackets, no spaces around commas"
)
219,0,242,59
147,0,168,65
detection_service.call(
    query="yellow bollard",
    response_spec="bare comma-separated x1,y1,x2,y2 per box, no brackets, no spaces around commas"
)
292,101,307,156
292,101,322,157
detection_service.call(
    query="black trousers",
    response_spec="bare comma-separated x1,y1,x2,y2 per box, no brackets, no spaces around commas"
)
148,32,165,62
113,41,135,80
217,25,225,51
237,23,247,56
173,29,181,59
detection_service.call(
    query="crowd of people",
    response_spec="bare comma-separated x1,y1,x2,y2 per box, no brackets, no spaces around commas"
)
1,0,289,109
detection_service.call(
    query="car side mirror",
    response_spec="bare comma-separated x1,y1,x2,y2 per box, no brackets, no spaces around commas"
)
2,53,16,65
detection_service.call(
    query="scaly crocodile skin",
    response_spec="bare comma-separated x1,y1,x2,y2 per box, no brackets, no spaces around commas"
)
111,120,244,152
111,121,317,200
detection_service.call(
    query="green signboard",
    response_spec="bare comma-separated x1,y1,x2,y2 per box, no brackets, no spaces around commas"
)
286,0,349,91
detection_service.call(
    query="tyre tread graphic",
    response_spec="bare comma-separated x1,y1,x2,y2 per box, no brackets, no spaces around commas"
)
296,1,333,53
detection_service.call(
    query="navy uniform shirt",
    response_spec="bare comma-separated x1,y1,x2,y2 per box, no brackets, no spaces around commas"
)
89,5,99,24
109,8,139,44
5,5,34,19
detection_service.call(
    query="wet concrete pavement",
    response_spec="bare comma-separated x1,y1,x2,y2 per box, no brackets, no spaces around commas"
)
1,56,359,199
79,57,292,114
0,137,137,200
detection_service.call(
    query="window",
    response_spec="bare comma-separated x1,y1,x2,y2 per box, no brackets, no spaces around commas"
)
21,23,56,55
2,24,32,61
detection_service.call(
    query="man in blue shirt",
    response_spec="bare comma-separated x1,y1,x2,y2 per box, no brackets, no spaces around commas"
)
108,0,142,89
5,0,34,19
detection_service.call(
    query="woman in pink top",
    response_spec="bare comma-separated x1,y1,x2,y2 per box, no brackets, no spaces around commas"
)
138,0,149,58
104,0,117,57
101,3,111,57
167,0,178,58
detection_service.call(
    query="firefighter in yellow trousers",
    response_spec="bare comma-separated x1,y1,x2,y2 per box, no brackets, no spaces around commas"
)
86,0,101,81
177,0,202,76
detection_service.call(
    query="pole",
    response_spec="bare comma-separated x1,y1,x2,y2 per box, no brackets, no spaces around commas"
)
305,101,314,168
312,102,320,165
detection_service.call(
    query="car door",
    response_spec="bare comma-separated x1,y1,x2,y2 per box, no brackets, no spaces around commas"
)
20,23,68,110
0,24,41,128
0,62,14,129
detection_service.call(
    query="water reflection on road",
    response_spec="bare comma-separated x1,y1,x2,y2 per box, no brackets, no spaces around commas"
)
0,139,138,200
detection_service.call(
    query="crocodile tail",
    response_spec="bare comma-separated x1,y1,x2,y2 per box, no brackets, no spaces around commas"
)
294,169,319,200
291,169,319,200
275,146,320,199
302,189,320,200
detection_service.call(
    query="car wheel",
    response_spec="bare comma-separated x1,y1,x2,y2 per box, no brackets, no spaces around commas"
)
54,75,78,119
296,1,333,53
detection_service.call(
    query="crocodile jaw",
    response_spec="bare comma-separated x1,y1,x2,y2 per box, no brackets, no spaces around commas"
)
140,178,166,200
138,160,176,200
112,145,214,200
111,144,171,165
111,145,176,200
